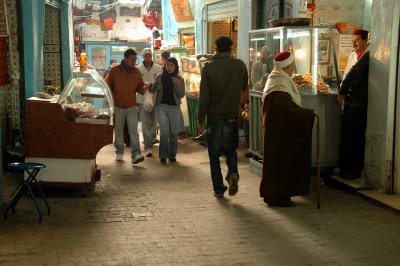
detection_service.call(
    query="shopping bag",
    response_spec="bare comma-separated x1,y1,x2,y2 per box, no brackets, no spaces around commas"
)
143,90,154,112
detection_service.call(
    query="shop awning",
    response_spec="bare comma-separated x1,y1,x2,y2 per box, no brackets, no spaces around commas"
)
207,0,238,22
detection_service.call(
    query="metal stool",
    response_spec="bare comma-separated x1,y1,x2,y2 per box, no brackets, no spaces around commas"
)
4,162,51,222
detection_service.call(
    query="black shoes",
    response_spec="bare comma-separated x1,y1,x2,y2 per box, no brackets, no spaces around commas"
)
214,186,228,198
264,197,294,207
160,158,176,164
228,174,239,196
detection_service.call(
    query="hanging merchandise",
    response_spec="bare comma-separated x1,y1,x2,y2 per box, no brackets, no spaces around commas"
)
142,11,158,30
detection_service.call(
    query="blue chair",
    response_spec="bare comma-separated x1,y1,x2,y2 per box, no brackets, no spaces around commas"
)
4,162,51,222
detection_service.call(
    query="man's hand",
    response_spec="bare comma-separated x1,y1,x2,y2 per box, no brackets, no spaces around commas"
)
337,94,345,104
197,123,205,134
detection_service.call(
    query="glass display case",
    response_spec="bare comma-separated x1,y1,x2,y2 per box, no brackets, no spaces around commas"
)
57,69,113,125
249,26,340,95
248,26,342,170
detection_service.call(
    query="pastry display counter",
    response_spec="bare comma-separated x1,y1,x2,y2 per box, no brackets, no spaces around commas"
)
24,70,114,188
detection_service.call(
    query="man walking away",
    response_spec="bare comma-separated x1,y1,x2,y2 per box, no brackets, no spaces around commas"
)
198,36,248,198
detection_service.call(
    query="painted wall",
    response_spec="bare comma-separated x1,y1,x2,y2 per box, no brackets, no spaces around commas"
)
22,0,45,99
161,0,196,47
237,0,253,70
60,0,74,86
22,0,74,98
364,0,399,193
194,0,205,54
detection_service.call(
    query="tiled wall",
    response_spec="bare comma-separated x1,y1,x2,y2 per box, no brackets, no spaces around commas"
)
313,0,365,28
5,0,20,131
43,5,61,87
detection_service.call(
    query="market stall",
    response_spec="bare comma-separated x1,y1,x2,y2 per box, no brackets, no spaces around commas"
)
248,26,342,169
24,70,114,190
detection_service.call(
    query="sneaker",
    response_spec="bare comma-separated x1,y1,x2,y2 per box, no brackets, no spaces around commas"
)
116,154,123,161
152,138,160,144
169,158,176,163
145,150,152,157
214,186,228,198
160,158,167,164
228,173,239,196
132,154,144,164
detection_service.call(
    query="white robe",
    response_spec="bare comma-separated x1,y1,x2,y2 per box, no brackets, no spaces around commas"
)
263,67,302,106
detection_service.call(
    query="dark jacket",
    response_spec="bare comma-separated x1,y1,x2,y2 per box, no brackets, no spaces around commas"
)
339,50,369,109
198,53,248,123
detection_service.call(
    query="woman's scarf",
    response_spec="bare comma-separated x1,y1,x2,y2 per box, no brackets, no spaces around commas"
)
161,57,179,91
263,67,301,106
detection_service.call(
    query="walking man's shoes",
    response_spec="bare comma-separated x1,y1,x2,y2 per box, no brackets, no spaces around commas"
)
214,186,227,198
228,173,239,196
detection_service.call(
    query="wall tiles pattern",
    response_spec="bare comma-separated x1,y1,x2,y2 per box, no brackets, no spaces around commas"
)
43,5,61,87
313,0,365,27
3,0,20,129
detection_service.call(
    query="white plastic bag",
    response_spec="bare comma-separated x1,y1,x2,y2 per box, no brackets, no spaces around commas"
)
143,90,154,112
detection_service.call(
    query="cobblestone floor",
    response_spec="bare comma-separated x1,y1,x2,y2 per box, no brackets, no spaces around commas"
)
1,137,400,265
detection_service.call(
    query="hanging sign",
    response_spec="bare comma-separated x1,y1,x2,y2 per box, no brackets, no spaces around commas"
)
170,0,193,22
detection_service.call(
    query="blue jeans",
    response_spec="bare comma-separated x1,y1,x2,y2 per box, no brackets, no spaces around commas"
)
157,104,181,159
206,118,239,193
138,104,156,151
114,106,141,158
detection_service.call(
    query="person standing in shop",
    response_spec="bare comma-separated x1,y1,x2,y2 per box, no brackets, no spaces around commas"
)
260,51,314,207
197,36,248,198
106,48,147,164
342,29,369,80
337,32,370,179
137,48,163,157
149,57,185,164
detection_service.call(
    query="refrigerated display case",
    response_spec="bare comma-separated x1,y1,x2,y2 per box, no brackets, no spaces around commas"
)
248,26,341,169
24,70,114,190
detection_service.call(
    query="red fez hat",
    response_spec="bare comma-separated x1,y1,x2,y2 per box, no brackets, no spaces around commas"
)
273,50,294,68
354,29,369,39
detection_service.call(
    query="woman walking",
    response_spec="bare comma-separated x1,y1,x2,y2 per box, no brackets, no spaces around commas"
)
150,57,185,164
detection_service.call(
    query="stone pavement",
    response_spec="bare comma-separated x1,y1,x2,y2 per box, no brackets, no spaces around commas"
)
1,137,400,266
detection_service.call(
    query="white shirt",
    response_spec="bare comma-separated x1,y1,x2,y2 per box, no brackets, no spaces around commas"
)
136,62,162,104
343,51,358,80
